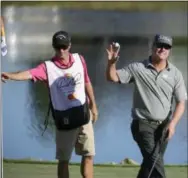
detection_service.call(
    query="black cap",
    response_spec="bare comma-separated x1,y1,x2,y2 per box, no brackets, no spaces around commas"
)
153,34,173,47
52,31,71,49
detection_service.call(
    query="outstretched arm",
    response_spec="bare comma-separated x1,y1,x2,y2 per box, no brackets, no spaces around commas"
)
1,70,32,82
1,63,47,83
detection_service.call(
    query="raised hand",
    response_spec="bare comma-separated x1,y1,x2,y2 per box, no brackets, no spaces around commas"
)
106,42,120,64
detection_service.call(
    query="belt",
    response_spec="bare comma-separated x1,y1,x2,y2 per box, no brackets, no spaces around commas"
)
142,119,163,125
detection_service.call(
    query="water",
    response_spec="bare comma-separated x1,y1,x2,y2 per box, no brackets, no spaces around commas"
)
2,38,187,164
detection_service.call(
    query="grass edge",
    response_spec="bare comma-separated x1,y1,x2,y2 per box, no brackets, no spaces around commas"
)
3,158,188,168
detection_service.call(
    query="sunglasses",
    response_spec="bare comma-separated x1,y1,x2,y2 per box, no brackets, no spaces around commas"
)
155,43,171,50
54,44,69,50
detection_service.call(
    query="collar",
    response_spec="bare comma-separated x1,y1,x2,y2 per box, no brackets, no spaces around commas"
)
52,53,75,64
145,56,171,71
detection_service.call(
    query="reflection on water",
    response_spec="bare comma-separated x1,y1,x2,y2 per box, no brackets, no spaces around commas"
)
2,38,187,164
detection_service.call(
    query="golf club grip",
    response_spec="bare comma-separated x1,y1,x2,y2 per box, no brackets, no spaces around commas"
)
158,125,169,153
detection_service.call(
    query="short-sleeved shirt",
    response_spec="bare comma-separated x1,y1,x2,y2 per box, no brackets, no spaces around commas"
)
29,53,90,84
117,57,187,121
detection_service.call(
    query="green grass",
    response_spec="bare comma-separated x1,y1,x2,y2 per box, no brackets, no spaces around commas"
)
2,1,187,11
3,159,188,178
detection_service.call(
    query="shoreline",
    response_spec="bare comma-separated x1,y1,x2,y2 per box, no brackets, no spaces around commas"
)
3,158,188,167
1,1,187,11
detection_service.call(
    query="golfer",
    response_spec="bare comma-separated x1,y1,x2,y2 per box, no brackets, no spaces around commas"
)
2,31,98,178
105,34,187,178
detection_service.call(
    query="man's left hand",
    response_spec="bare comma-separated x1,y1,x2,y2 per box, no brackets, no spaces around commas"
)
166,121,176,140
90,105,98,123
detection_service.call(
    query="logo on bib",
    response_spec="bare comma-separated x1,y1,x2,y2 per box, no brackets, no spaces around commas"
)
56,72,82,100
68,93,77,100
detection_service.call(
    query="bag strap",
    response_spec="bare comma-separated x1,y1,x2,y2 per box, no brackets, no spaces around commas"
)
41,60,53,136
41,102,51,136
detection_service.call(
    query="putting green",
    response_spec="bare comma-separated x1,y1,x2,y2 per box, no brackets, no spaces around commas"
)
3,162,188,178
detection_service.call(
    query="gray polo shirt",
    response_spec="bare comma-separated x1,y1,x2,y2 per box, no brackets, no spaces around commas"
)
117,58,187,121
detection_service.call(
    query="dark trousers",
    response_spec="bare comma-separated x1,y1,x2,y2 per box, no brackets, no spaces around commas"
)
131,119,169,178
